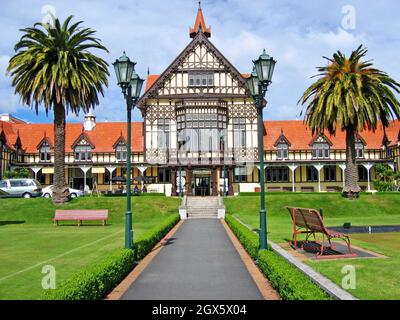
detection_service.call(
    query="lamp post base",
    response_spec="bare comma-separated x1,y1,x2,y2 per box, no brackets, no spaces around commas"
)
259,208,267,250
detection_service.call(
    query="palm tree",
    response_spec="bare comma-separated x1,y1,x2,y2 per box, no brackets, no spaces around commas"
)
299,45,400,198
7,15,109,204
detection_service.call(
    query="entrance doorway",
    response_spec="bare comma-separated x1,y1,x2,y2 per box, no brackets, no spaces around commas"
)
194,176,210,196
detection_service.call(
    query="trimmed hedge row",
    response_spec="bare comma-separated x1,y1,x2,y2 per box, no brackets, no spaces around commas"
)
225,214,331,300
42,248,135,300
42,213,180,300
133,213,180,261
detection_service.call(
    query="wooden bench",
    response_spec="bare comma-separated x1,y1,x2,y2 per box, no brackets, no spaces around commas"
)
285,207,355,258
54,210,109,226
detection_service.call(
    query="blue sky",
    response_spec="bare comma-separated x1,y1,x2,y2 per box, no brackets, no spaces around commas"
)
0,0,399,124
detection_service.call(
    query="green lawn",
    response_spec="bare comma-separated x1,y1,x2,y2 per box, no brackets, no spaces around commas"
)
0,195,179,300
225,192,400,300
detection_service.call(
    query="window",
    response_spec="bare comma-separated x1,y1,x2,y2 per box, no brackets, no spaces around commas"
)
234,167,247,182
158,168,171,183
358,165,368,181
233,118,246,148
277,143,288,160
74,145,92,161
356,142,364,158
115,144,127,161
307,166,319,182
312,142,330,159
158,119,170,149
324,165,336,182
266,167,289,182
178,109,227,152
188,73,214,87
40,144,51,162
0,180,7,188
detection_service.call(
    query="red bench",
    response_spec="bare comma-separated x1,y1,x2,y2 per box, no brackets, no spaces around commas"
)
54,210,109,226
286,207,356,259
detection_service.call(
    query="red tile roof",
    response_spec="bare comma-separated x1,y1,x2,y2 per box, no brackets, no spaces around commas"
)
263,120,400,150
1,119,399,154
5,122,143,153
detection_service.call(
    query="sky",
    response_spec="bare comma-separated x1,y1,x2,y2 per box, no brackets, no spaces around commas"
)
0,0,399,124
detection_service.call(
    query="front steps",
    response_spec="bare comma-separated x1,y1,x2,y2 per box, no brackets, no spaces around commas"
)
179,196,225,219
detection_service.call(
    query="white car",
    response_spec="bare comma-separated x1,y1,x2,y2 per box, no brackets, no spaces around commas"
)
42,185,84,198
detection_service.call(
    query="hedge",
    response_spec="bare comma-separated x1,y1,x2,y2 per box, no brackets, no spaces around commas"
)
42,213,180,300
133,213,180,261
225,214,259,260
225,214,331,300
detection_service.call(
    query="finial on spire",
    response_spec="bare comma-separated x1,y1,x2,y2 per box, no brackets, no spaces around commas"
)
189,3,211,38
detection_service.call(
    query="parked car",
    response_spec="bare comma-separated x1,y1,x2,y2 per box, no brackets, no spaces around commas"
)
0,179,43,198
42,185,84,198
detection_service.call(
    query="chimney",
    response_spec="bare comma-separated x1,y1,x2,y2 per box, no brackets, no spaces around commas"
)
83,108,96,131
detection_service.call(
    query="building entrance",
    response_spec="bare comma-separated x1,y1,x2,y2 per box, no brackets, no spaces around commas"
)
194,176,210,196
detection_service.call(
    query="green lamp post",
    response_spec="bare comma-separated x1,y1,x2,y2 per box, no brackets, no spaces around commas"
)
246,49,276,250
177,132,185,198
113,52,144,249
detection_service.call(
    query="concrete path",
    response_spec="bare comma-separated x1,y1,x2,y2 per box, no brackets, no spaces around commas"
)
121,219,264,300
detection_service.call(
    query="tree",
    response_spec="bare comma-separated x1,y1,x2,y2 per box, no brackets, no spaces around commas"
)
7,15,109,204
299,45,400,198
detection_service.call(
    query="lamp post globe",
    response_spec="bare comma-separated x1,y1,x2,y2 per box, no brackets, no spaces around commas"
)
113,52,136,93
253,49,277,85
114,52,144,249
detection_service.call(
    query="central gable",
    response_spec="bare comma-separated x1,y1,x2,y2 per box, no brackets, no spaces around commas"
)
138,31,250,109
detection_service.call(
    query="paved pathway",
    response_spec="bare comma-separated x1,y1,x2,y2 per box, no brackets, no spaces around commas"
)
121,219,264,300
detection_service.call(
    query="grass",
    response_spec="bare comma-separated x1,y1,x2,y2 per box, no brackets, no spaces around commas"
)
225,192,400,300
0,195,179,300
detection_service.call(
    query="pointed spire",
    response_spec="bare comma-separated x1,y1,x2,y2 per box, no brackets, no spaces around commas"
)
189,2,211,38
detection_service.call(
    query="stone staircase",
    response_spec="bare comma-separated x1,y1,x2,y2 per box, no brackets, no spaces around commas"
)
185,196,222,219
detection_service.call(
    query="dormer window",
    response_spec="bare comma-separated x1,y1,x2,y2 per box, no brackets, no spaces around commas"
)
277,143,289,160
356,141,364,158
116,143,127,161
312,142,330,159
40,144,51,162
72,133,94,162
75,145,92,161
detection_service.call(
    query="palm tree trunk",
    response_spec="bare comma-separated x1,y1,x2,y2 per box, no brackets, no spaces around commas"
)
343,125,361,198
52,104,69,204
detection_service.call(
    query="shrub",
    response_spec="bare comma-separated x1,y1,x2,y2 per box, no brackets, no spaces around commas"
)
258,250,330,300
134,213,180,260
42,248,135,300
225,214,259,259
3,168,30,179
225,214,331,300
42,213,180,300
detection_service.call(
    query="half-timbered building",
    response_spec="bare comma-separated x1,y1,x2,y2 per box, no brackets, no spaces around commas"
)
1,7,399,195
